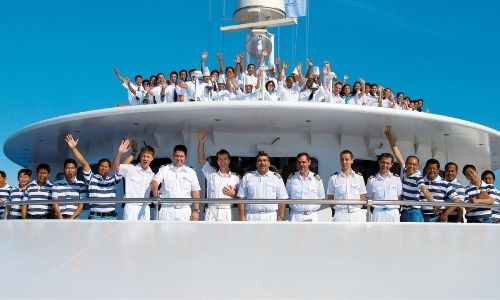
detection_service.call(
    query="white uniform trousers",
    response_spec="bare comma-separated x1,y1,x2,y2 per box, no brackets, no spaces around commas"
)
159,205,191,221
333,209,366,222
205,205,232,221
123,203,150,220
372,207,400,222
289,211,318,222
246,211,277,222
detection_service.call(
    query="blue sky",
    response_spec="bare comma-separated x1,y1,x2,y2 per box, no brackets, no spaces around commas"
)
1,0,499,182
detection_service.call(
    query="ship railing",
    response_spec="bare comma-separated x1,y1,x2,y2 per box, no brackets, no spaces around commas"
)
2,198,498,221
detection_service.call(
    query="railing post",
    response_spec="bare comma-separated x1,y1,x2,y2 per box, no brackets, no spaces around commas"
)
366,200,372,222
154,200,159,221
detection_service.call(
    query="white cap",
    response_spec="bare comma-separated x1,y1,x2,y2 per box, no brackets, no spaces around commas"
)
202,66,210,77
292,68,298,75
313,66,320,76
192,70,203,77
217,77,225,84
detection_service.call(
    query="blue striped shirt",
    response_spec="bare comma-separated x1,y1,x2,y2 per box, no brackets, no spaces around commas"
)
491,189,500,222
8,185,27,218
52,178,87,216
0,184,11,214
83,170,122,212
446,178,466,217
421,175,458,216
400,168,425,208
464,181,496,221
26,180,53,216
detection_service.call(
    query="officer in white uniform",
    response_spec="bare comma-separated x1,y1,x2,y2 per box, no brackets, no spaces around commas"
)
113,139,155,220
237,152,288,221
327,150,367,222
197,129,240,221
366,153,402,222
286,152,325,222
151,144,201,221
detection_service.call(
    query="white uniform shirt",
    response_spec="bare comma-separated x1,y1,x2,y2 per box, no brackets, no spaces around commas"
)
202,162,240,200
326,93,345,104
286,171,325,212
277,81,300,101
237,170,288,212
364,94,379,107
366,172,402,208
186,80,203,101
212,89,231,101
118,164,155,199
298,87,326,102
234,89,258,101
153,164,201,201
123,82,142,106
327,170,367,211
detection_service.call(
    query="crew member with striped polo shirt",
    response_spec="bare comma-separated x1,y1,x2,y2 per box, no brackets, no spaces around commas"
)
65,134,125,220
421,159,462,222
481,170,500,223
0,171,11,219
24,164,53,219
443,162,467,222
8,169,31,219
52,158,87,219
384,127,434,222
462,164,496,223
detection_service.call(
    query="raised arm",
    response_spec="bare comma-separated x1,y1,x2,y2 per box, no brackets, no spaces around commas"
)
384,126,405,168
296,62,305,87
274,58,282,77
197,128,208,167
65,134,91,173
125,78,137,95
112,139,131,173
304,58,313,79
217,53,224,74
235,53,244,75
113,67,125,83
278,61,287,82
201,50,208,72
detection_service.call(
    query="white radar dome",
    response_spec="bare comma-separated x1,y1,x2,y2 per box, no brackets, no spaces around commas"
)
234,0,286,24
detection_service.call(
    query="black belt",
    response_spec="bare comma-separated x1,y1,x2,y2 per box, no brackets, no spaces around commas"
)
29,214,49,219
90,211,117,217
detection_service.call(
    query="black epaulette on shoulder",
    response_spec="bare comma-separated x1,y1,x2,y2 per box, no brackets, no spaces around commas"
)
368,175,375,180
314,174,322,180
189,165,196,171
287,172,294,179
243,171,251,177
393,173,400,177
274,172,282,179
356,171,362,176
331,172,338,177
160,164,167,168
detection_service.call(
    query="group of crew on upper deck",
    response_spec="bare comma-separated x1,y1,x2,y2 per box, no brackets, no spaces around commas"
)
0,127,497,223
113,51,426,111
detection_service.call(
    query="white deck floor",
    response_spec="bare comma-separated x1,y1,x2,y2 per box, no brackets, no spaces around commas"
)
2,221,499,299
